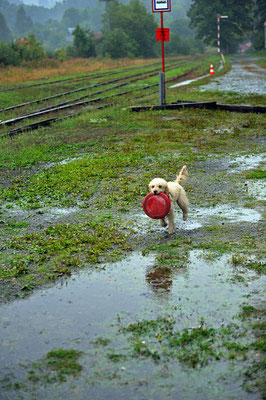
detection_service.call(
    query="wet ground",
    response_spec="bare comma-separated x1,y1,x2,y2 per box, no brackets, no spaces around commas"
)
200,57,266,95
0,57,265,399
1,146,265,399
1,249,265,400
170,56,266,96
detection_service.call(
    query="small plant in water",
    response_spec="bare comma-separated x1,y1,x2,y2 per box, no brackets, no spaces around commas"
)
27,348,83,383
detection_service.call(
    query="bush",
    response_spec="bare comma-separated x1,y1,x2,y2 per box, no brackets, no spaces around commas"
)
55,48,67,62
0,34,46,66
0,41,20,66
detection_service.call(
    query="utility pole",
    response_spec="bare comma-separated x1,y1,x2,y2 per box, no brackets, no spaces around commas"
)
217,14,228,68
217,14,228,55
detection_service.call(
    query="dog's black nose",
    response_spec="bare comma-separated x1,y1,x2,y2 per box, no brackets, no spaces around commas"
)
153,190,158,194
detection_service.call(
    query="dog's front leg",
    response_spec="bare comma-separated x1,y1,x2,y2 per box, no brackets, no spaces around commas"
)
167,206,175,234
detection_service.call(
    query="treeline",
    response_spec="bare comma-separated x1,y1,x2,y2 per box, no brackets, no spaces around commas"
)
188,0,266,53
0,0,202,66
0,0,104,51
0,0,191,50
0,0,265,67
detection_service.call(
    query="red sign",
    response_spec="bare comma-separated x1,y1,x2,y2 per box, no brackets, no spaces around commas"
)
156,28,169,42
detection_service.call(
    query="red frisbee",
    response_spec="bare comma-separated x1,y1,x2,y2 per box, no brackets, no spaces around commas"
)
143,192,171,219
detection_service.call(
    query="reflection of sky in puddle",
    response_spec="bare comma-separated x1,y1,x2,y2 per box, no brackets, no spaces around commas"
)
169,74,209,88
191,205,262,223
228,154,265,172
135,203,262,233
0,250,264,399
245,179,266,201
44,156,82,169
3,205,79,221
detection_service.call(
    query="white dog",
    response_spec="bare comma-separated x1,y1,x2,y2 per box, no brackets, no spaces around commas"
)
148,166,189,234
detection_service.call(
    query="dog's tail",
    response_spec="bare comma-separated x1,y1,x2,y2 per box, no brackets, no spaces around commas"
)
176,165,187,185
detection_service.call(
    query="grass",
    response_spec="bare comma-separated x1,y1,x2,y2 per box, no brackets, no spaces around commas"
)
0,53,265,400
110,314,262,368
27,349,83,383
0,54,265,298
0,217,131,295
232,254,266,275
0,57,160,86
246,170,266,179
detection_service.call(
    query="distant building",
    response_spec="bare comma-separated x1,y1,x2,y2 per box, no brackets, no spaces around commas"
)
239,41,252,53
92,33,103,41
14,38,30,47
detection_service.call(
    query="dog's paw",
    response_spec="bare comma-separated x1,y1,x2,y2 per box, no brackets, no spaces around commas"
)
168,227,175,235
183,214,188,221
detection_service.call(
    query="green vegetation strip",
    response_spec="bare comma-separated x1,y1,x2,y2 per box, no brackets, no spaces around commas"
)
0,218,130,293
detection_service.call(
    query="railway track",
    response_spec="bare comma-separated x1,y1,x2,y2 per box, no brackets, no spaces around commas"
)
0,64,168,113
0,60,164,93
0,61,193,137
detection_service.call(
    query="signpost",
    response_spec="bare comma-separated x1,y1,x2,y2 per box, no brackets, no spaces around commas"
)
152,0,171,105
217,15,228,55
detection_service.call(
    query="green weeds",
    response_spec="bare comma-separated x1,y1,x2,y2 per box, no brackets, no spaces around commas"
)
246,170,266,179
96,315,260,369
0,218,130,294
232,254,266,275
27,349,83,383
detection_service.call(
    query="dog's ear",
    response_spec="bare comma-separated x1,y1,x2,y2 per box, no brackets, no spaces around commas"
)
165,184,173,200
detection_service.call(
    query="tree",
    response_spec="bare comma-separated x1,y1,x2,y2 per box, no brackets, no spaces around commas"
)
102,28,138,58
187,0,254,53
100,0,158,58
15,5,33,36
0,12,12,42
253,0,266,49
69,24,96,57
0,41,20,65
61,7,82,29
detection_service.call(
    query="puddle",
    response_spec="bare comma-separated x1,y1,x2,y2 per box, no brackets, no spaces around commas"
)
133,212,202,233
0,250,264,399
193,153,265,176
134,203,262,235
200,60,266,95
169,74,209,89
191,204,262,223
44,157,83,169
169,62,224,89
3,205,79,222
228,154,265,172
245,179,266,201
46,207,79,217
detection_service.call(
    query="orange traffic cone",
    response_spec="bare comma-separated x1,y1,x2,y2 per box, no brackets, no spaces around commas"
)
210,62,215,75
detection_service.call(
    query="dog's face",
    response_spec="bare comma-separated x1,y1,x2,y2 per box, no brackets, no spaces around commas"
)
148,178,168,195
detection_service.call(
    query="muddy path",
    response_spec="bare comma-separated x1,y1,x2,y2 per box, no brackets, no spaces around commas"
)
0,56,265,399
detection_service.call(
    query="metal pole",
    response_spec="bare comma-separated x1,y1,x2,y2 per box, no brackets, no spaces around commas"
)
217,15,221,55
159,72,165,106
160,12,165,73
160,11,166,104
217,15,228,55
